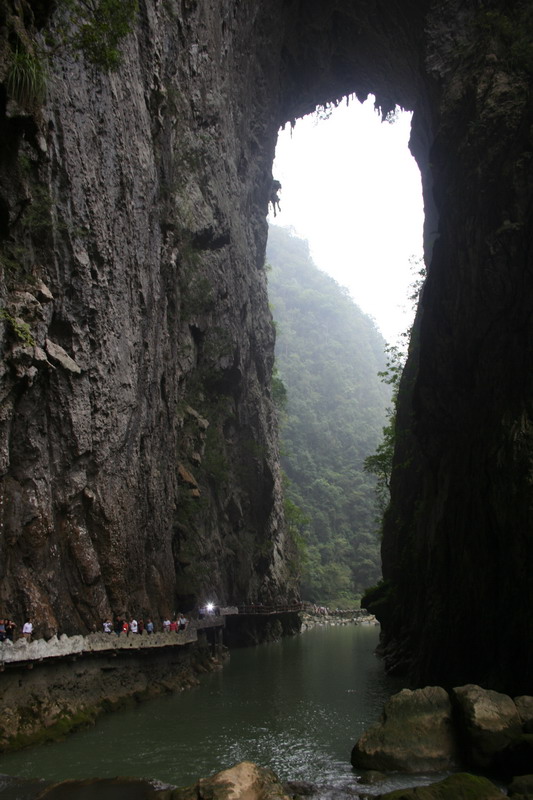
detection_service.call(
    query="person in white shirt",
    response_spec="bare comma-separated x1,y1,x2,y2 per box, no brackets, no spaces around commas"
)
129,618,138,634
22,620,33,639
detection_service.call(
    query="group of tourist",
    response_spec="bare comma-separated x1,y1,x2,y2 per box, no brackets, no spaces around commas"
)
0,618,17,642
0,618,33,642
101,615,189,635
0,610,200,645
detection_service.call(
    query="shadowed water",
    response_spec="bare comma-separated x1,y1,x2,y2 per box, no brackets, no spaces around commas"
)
0,624,408,792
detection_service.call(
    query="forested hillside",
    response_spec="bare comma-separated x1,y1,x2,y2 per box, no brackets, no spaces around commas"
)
267,226,390,604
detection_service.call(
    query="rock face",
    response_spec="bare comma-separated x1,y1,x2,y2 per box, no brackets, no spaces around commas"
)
452,684,522,769
0,0,301,633
1,0,532,691
351,686,458,773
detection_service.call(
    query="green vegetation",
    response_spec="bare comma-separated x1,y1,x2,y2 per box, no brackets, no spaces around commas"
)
6,48,47,109
364,260,424,520
0,309,35,346
267,226,391,604
53,0,139,70
476,3,533,74
363,345,403,514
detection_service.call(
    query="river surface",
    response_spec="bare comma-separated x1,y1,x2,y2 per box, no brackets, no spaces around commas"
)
0,624,425,794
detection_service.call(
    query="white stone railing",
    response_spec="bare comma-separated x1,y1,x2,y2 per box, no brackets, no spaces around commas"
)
0,615,229,666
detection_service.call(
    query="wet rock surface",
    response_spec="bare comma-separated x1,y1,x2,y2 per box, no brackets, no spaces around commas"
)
451,685,523,770
352,685,533,795
352,686,458,773
377,773,503,800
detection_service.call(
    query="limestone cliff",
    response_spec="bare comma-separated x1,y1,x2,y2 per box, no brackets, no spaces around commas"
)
1,0,532,694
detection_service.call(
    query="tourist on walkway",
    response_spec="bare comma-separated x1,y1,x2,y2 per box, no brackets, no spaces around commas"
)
102,619,112,633
146,619,154,634
5,619,16,641
162,618,171,632
22,619,33,640
130,618,138,634
0,619,6,642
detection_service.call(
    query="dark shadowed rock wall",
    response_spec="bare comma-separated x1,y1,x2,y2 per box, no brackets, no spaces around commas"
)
1,0,532,692
375,1,533,695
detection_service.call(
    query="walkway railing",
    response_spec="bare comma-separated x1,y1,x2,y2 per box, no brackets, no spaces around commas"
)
0,617,225,667
236,603,306,615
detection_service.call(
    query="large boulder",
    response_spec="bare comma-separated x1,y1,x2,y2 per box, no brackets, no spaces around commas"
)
452,685,522,769
378,773,503,800
515,697,533,734
508,774,533,800
172,762,290,800
351,687,458,773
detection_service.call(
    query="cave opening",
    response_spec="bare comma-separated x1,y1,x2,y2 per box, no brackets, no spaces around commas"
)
269,95,424,346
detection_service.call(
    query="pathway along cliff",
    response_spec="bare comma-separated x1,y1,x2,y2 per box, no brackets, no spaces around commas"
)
0,625,412,796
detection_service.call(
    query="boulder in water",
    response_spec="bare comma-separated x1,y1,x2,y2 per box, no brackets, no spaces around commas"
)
507,774,533,799
514,697,533,734
351,687,458,773
452,685,522,769
173,762,290,800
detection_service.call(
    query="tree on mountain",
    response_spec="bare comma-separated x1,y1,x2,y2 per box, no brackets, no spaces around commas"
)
267,225,391,604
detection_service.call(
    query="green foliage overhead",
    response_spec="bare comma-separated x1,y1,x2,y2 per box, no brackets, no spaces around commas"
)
267,225,391,604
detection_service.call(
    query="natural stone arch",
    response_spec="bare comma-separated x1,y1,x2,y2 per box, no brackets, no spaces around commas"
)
0,0,531,695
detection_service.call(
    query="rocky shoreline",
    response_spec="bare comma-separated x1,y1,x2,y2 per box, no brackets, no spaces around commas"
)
350,683,533,798
300,609,378,631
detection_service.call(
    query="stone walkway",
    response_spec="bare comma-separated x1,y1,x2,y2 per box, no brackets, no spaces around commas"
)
0,613,234,667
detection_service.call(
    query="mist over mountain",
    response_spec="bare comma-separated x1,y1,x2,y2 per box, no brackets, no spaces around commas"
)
267,225,391,603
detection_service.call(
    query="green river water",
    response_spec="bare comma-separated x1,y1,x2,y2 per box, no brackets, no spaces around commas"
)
0,624,425,795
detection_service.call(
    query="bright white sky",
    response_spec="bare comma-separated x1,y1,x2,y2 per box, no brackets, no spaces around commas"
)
269,95,425,345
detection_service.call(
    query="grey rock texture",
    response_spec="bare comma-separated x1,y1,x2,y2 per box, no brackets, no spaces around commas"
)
351,686,458,773
1,0,533,695
352,684,533,778
452,684,522,769
0,0,300,633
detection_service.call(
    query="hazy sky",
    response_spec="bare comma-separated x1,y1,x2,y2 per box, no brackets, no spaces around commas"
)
269,96,425,345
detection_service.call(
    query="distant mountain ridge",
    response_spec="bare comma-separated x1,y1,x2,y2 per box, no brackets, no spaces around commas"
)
267,225,391,603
